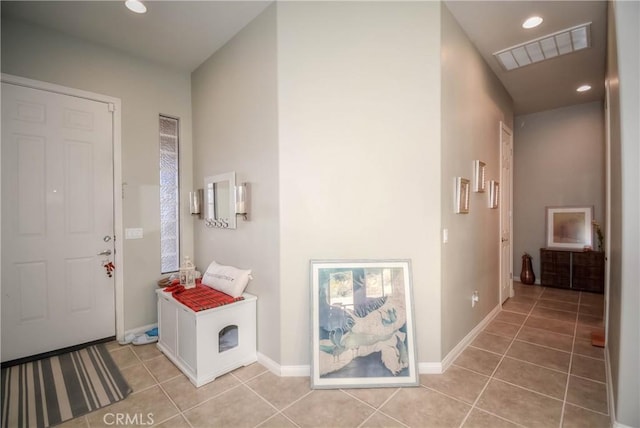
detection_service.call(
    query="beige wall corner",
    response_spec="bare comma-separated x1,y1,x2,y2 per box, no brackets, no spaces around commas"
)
191,5,281,363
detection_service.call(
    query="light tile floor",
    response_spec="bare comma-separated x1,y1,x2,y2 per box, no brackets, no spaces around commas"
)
60,282,609,427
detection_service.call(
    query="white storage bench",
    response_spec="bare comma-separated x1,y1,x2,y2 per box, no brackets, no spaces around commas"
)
156,288,257,387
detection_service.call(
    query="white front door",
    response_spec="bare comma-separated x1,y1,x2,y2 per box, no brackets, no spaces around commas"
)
1,82,115,362
499,122,514,303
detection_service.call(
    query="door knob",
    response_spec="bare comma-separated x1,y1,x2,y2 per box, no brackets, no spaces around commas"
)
98,250,112,256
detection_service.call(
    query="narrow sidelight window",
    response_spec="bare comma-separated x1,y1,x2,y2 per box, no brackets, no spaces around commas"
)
159,115,180,273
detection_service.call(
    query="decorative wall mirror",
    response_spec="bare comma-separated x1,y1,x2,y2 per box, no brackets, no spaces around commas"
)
204,172,236,229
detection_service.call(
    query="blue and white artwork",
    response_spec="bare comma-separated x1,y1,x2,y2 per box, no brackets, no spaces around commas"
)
311,260,418,389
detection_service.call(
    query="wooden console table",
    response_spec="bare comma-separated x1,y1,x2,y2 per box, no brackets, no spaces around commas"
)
540,248,604,293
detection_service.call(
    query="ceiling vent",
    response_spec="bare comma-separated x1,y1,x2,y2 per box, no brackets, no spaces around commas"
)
493,22,592,71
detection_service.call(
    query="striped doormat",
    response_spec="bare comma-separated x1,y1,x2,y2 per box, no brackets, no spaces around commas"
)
1,344,131,428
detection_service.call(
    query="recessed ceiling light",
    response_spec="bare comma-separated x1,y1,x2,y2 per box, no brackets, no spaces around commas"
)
577,85,592,92
522,16,543,29
125,0,147,14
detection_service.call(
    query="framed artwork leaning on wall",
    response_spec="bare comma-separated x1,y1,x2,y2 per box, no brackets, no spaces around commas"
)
309,259,419,389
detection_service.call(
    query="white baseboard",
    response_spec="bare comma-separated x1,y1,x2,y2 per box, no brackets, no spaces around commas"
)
258,354,444,377
258,305,500,379
119,323,157,344
605,347,615,427
257,352,282,376
613,422,635,428
440,304,501,372
257,352,310,377
603,348,633,428
281,365,310,377
418,362,442,374
604,346,635,428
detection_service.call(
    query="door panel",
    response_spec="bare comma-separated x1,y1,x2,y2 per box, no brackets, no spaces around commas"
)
1,82,115,362
17,261,48,322
17,135,47,235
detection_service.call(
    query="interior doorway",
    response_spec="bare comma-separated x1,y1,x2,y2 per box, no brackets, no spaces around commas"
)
499,121,514,304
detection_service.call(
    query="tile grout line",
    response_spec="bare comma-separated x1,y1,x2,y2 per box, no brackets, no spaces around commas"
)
254,411,301,428
569,372,608,385
464,407,530,428
240,379,302,428
341,387,394,412
178,381,246,414
469,337,573,357
238,369,314,428
565,401,611,417
166,367,284,427
116,346,193,428
273,389,315,414
153,372,194,428
558,291,581,428
457,287,542,428
355,388,410,428
488,377,565,403
367,411,410,428
452,354,570,377
421,384,479,407
421,381,528,427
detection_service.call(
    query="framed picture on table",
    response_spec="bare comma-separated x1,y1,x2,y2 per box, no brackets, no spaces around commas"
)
546,206,593,249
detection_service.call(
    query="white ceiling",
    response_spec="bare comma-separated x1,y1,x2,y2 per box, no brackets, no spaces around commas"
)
445,1,607,114
1,1,272,73
2,1,607,115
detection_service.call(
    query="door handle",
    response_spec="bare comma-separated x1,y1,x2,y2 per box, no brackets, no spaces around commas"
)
501,238,509,242
98,250,112,256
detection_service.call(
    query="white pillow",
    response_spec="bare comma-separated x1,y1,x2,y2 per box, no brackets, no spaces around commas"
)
201,261,252,298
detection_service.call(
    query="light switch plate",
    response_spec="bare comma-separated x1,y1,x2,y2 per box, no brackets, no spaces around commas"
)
443,228,449,244
125,228,143,239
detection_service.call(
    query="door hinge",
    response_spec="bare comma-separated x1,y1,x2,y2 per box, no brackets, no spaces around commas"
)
108,103,115,112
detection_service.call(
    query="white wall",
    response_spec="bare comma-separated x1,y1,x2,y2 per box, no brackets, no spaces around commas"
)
440,5,514,356
606,1,640,426
513,102,605,279
191,6,281,362
1,18,194,331
277,1,443,366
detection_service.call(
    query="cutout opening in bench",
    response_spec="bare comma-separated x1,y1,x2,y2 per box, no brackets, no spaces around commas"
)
219,325,239,352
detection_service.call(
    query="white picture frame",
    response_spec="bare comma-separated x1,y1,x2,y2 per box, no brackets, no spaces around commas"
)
473,160,486,193
455,177,470,214
488,180,499,209
546,206,594,249
309,259,419,389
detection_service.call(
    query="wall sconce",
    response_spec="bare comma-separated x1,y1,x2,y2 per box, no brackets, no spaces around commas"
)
235,183,249,221
189,189,203,219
